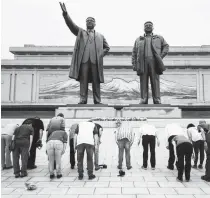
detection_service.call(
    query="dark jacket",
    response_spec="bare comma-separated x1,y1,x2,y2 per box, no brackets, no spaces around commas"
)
63,13,110,83
132,34,169,75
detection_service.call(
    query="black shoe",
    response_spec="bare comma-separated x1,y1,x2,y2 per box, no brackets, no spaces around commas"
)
95,166,101,171
27,165,37,170
71,166,74,169
78,101,87,104
141,166,147,170
154,101,161,104
185,179,191,182
20,173,28,178
201,175,210,182
176,177,183,182
50,174,55,179
78,175,83,180
167,166,174,170
192,165,197,169
88,174,96,180
127,166,132,170
15,174,20,178
57,174,62,179
198,164,203,169
5,166,13,169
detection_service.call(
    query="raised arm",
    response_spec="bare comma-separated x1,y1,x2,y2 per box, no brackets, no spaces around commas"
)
59,2,80,36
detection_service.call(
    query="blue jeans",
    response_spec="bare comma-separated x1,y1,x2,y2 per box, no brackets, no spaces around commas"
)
117,138,131,168
46,140,63,175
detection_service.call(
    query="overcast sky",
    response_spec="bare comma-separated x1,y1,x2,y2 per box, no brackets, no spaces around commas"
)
1,0,210,58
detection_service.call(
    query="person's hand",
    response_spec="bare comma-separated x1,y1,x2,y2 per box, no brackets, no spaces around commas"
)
59,2,67,14
166,146,169,149
137,141,140,146
133,65,137,71
61,150,65,155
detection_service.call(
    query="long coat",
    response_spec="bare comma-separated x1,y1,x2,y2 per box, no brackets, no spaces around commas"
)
132,34,169,75
63,13,110,83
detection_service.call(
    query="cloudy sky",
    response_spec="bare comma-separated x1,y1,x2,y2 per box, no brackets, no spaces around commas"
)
1,0,210,58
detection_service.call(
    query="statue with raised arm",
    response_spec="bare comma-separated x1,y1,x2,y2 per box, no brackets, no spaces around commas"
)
132,21,169,104
59,2,110,104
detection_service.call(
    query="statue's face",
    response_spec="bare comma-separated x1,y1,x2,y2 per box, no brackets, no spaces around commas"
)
144,23,153,33
86,18,95,29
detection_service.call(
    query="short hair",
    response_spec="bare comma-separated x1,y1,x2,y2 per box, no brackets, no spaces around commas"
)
86,17,95,22
57,113,64,118
187,123,195,129
144,21,153,26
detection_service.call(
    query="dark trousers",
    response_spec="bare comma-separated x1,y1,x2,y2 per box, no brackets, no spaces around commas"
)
79,59,101,104
70,138,75,167
27,143,36,167
192,140,204,166
140,57,161,104
142,135,156,168
168,135,176,169
205,149,210,179
176,142,193,180
76,143,94,176
13,146,29,175
117,138,131,168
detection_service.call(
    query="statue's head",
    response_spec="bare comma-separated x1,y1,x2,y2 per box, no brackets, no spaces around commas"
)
144,21,153,34
86,17,96,30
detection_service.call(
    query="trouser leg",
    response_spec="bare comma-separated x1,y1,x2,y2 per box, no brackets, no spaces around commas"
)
168,135,176,169
90,62,101,103
177,144,185,180
140,62,149,104
118,139,125,168
79,62,89,103
193,141,199,166
185,143,193,180
147,57,161,104
46,141,55,175
5,135,12,167
125,139,131,168
142,135,149,168
1,135,6,168
27,143,36,167
20,147,29,175
86,144,94,176
54,141,63,175
94,144,99,168
13,147,21,175
70,138,75,167
199,140,205,166
77,144,85,176
149,135,156,168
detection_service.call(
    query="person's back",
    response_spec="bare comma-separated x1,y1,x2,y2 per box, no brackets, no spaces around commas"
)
173,135,191,146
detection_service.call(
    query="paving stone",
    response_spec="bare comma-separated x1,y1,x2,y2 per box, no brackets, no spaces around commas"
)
121,176,144,182
98,177,121,182
28,177,54,182
7,182,27,188
38,188,68,195
108,195,136,198
10,188,42,195
137,196,165,198
149,188,177,194
1,177,9,181
183,182,210,188
165,195,195,198
109,181,134,187
194,196,210,198
50,196,78,198
4,177,32,182
1,195,21,198
158,182,185,188
144,177,167,182
95,188,121,194
84,181,109,187
1,182,13,188
122,187,149,194
175,188,205,194
79,196,107,198
19,196,50,198
1,188,16,194
58,181,85,187
201,188,210,194
67,187,94,195
134,181,159,187
36,182,61,187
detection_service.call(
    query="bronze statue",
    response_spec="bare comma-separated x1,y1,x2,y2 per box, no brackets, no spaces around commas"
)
132,21,169,104
59,2,110,104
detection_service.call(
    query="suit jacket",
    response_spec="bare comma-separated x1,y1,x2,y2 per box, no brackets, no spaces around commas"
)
132,34,169,75
63,13,110,83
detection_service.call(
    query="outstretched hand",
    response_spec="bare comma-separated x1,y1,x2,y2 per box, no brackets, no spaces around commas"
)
59,2,67,14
